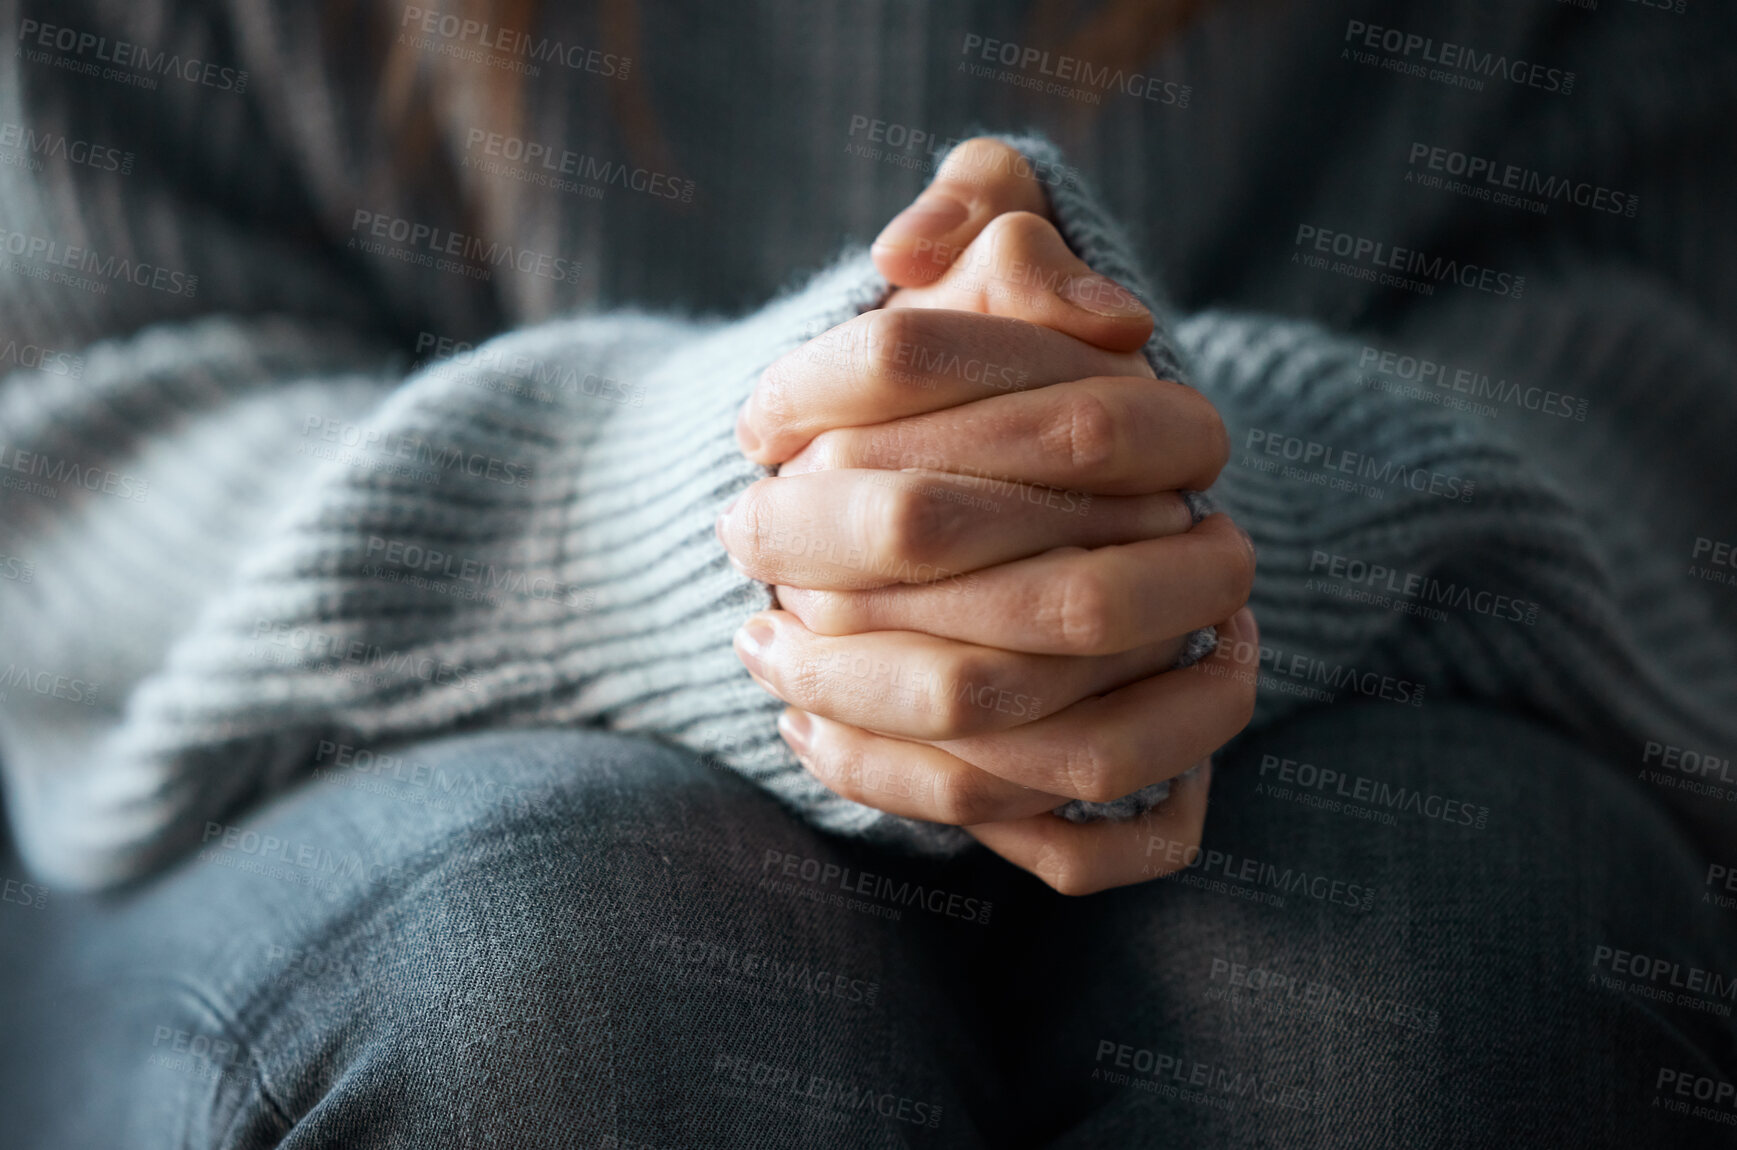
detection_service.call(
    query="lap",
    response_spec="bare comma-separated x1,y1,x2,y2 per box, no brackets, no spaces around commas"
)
1000,701,1737,1148
5,706,1731,1148
0,728,1001,1149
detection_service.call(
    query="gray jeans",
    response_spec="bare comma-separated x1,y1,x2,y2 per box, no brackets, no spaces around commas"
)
1,701,1733,1148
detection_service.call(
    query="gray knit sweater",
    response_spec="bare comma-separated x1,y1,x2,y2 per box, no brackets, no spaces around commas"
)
2,0,1734,889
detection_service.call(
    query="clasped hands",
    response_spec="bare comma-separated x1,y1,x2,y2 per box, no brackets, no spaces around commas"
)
719,139,1258,895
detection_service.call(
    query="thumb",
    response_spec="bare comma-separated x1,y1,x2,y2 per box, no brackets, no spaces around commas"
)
871,137,1052,288
887,210,1155,355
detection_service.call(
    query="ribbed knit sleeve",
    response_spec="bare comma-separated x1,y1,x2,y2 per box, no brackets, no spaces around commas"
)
1180,303,1737,854
0,129,1229,888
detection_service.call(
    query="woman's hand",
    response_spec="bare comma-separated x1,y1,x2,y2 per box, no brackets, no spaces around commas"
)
720,139,1258,895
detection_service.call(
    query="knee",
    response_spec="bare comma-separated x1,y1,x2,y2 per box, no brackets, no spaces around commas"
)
288,727,770,894
212,730,767,1138
207,729,912,1145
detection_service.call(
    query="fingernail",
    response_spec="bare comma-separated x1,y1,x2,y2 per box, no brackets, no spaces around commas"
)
873,192,969,251
735,400,761,455
1061,273,1151,319
778,709,812,755
733,616,776,677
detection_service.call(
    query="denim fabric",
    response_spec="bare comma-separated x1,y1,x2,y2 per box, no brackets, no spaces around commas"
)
1,703,1733,1148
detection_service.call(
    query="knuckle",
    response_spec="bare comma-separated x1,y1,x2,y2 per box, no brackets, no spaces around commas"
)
927,651,997,734
1230,530,1258,604
754,359,800,432
734,482,780,559
777,650,829,710
945,137,1026,185
859,420,931,473
799,734,854,794
1033,843,1096,897
800,429,852,471
1197,399,1231,480
931,769,991,826
785,588,852,635
811,737,883,809
979,210,1056,265
866,479,953,570
1231,653,1259,731
1206,638,1259,737
1207,520,1257,620
1060,730,1120,804
1042,390,1122,477
860,308,922,385
1044,566,1113,655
